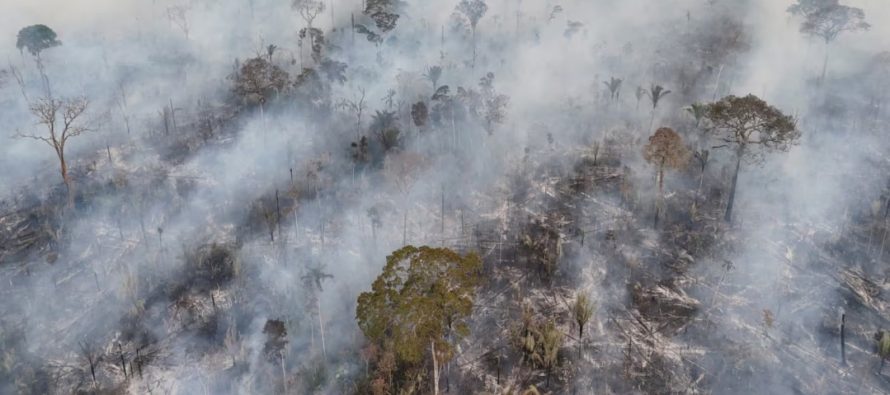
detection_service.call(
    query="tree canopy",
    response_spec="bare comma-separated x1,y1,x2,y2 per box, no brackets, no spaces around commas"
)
787,0,870,44
230,57,290,106
16,25,61,57
644,127,690,170
705,94,799,160
356,245,481,365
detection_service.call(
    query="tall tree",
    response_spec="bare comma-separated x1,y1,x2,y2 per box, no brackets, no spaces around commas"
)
356,246,481,394
455,0,489,68
16,25,61,60
787,0,870,82
16,96,90,203
643,127,690,227
704,95,799,223
230,57,290,114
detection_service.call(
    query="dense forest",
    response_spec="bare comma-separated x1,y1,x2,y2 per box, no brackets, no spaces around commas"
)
1,0,890,393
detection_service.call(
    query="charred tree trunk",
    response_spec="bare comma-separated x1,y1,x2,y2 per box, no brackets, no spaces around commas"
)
654,162,664,228
118,343,127,379
841,313,847,365
725,148,743,223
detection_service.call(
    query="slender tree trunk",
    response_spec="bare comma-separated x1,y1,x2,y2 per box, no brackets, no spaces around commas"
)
441,186,445,241
712,64,725,101
88,357,97,388
275,189,282,240
821,41,830,84
654,163,664,228
692,162,706,217
431,340,439,395
318,298,327,359
725,148,743,223
281,354,288,394
471,27,477,69
841,313,846,365
118,343,127,379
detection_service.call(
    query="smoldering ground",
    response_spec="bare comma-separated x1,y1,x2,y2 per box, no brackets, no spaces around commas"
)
1,0,890,393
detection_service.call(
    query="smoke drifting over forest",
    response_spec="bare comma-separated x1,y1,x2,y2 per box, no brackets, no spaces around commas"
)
1,0,890,394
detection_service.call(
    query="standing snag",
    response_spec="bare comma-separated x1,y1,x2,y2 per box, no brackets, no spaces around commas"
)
704,94,799,223
17,96,91,202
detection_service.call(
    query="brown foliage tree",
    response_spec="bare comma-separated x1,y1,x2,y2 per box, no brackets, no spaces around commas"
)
643,127,689,227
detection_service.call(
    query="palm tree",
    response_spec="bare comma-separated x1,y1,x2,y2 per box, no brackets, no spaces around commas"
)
425,65,443,93
649,84,671,109
371,110,400,151
635,85,646,110
603,77,623,101
647,84,671,129
685,102,707,128
573,293,595,338
538,321,563,387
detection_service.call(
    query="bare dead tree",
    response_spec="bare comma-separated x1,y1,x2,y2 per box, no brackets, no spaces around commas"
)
16,96,91,203
166,6,191,39
337,87,367,141
78,340,100,389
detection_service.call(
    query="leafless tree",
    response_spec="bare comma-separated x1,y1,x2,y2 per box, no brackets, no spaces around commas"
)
78,340,100,389
337,87,367,141
166,6,190,39
16,96,91,202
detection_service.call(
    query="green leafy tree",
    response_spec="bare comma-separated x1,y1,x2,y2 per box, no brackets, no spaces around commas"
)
356,246,481,393
514,310,563,388
230,57,290,112
16,25,61,59
704,95,799,223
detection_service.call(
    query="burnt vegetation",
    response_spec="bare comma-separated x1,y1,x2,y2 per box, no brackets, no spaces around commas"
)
1,0,889,394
